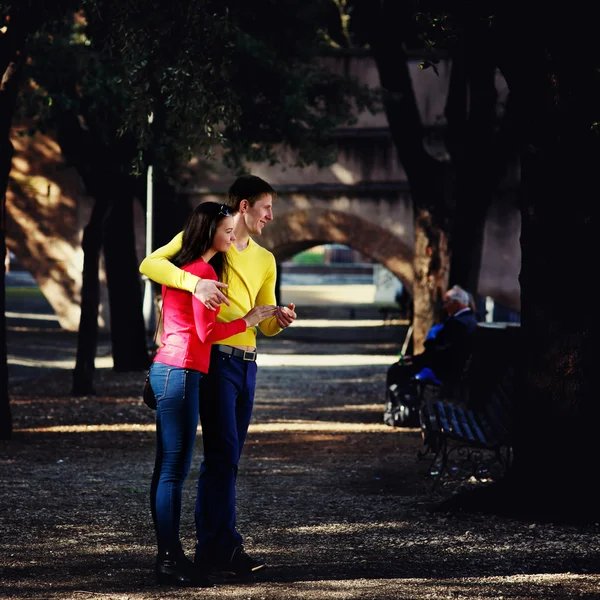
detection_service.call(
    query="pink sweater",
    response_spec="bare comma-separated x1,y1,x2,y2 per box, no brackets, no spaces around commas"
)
154,258,246,373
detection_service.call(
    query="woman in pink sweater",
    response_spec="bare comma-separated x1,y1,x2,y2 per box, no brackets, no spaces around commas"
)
148,202,275,587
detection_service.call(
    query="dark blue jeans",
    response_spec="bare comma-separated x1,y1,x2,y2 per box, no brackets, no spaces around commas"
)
194,347,257,561
149,361,203,555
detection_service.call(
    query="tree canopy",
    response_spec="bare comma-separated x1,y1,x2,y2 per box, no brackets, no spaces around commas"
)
19,0,377,179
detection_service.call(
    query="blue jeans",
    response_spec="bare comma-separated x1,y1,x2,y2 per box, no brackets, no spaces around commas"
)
194,347,257,561
149,361,203,555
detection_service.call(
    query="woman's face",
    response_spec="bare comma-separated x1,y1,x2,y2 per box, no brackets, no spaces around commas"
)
211,216,235,253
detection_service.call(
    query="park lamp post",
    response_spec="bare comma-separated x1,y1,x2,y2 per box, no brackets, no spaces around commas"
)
142,112,154,334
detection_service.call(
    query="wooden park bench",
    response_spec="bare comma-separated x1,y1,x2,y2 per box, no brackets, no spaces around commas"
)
415,323,519,489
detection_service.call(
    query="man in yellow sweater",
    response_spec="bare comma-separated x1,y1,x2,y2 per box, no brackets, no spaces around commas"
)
139,175,296,578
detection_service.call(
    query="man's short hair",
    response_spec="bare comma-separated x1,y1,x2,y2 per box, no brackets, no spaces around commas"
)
227,175,276,210
446,285,471,306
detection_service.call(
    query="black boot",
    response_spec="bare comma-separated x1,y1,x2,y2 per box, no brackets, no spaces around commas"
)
155,550,213,587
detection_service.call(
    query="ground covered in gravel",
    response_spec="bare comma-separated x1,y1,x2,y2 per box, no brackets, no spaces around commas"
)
2,332,599,600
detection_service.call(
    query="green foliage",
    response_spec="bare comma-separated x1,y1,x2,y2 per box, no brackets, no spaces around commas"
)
220,0,377,170
292,250,325,265
5,287,45,299
80,0,240,175
14,0,379,180
22,13,135,151
413,4,496,71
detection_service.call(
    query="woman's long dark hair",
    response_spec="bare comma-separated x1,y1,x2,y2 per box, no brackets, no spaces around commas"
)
172,202,235,284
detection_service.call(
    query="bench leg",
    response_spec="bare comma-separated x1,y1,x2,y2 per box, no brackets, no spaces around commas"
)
429,437,448,491
495,445,513,473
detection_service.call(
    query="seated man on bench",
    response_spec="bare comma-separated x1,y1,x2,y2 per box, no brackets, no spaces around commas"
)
383,285,478,427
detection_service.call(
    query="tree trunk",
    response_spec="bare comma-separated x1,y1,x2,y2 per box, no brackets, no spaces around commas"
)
361,0,448,350
360,2,518,344
0,181,11,440
509,126,597,519
0,113,13,440
439,5,599,522
103,192,150,371
446,41,502,295
412,208,449,352
55,110,150,379
0,10,29,439
72,200,108,395
501,8,598,521
152,181,189,248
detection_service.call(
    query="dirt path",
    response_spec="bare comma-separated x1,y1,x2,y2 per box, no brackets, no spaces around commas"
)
2,333,599,599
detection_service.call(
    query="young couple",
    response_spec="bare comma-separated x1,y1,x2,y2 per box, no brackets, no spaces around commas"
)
140,175,296,587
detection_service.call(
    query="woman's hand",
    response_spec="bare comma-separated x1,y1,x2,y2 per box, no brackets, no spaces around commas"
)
243,305,277,328
194,279,229,311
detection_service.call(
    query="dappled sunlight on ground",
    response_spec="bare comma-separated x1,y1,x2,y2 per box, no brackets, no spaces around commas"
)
4,329,600,599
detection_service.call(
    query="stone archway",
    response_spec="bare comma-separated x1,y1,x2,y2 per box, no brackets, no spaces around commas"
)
259,207,414,292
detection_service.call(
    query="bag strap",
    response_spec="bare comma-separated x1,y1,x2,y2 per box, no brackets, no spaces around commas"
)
145,291,165,384
150,290,165,355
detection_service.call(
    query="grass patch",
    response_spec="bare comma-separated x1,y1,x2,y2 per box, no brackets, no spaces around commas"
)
6,287,45,298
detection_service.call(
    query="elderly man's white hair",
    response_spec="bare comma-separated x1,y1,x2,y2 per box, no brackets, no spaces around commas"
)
446,285,471,306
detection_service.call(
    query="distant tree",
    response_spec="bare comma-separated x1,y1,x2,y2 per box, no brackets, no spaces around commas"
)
24,12,157,393
348,0,517,349
0,0,77,438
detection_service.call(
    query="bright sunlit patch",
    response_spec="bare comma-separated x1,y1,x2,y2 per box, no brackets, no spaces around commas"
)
290,319,407,327
6,311,59,321
8,350,392,370
317,404,383,412
257,354,394,367
14,423,155,434
330,163,356,185
288,521,408,534
281,284,376,305
249,421,398,433
8,356,114,369
15,420,407,435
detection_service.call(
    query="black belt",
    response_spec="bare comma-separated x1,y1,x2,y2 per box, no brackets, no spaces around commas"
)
214,345,257,362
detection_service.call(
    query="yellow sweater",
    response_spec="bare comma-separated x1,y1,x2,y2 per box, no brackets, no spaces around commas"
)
139,232,282,347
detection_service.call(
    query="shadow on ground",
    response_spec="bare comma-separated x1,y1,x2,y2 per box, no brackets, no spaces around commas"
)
2,331,599,599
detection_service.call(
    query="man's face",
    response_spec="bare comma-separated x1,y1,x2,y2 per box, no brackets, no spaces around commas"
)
243,193,274,236
443,294,466,316
443,294,458,316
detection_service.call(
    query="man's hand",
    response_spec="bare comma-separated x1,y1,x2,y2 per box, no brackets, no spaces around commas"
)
194,279,230,311
276,302,297,329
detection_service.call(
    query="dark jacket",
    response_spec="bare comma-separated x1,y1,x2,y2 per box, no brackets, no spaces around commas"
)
413,309,478,382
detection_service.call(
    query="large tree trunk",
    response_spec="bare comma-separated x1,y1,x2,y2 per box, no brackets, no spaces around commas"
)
152,181,189,248
505,8,599,521
0,169,11,440
72,200,108,395
103,191,150,371
510,118,597,519
0,9,29,439
56,112,150,383
446,32,504,294
360,1,518,348
440,5,599,522
361,0,448,351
